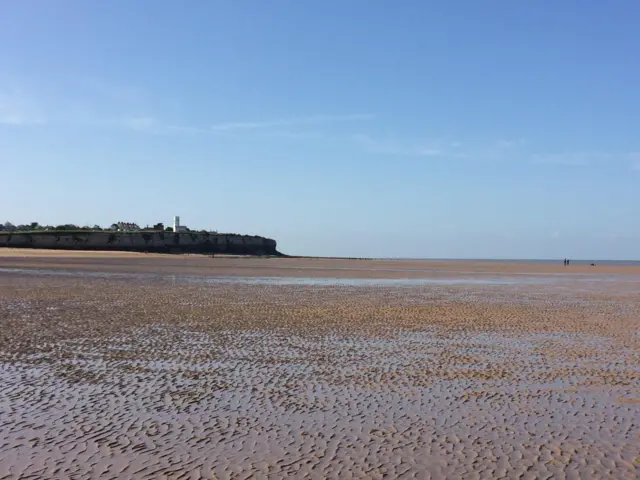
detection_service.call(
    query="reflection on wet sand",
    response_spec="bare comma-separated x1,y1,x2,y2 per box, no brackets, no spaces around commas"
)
0,265,638,479
3,266,640,289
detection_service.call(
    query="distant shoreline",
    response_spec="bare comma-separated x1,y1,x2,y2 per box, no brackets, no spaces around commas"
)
2,249,637,267
2,249,640,278
287,255,640,266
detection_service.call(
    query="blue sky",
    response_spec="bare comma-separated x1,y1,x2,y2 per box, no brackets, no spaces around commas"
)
2,1,639,259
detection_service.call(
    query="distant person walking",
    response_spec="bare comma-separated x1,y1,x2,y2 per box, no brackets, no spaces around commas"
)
563,258,567,266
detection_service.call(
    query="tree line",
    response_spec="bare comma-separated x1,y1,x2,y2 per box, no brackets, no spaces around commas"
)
0,222,96,232
1,222,217,234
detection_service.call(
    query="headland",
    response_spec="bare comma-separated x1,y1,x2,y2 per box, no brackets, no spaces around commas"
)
0,231,280,256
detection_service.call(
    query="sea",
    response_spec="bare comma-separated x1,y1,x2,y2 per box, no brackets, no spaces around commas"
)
379,258,640,267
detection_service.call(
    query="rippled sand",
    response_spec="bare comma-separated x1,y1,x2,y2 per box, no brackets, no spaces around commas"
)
0,258,638,479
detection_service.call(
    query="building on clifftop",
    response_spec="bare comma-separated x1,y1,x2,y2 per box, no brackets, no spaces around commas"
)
112,222,140,231
173,216,188,233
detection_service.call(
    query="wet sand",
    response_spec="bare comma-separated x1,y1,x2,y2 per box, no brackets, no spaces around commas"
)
2,249,640,278
0,253,638,478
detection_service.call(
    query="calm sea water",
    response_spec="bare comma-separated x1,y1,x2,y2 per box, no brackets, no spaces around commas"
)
381,258,640,267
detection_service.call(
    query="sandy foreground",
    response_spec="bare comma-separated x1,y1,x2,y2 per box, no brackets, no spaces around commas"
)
0,252,639,479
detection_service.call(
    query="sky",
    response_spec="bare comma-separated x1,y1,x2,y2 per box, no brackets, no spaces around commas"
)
1,1,639,259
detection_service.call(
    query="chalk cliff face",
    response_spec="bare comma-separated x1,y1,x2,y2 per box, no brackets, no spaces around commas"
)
0,232,279,255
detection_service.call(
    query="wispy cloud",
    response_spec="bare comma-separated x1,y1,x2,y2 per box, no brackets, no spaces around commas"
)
121,116,214,135
0,91,45,125
531,152,604,166
351,134,640,170
5,80,640,172
496,138,526,149
352,134,444,157
120,116,205,135
210,114,374,132
255,130,330,140
352,135,522,160
531,151,640,167
121,116,155,131
118,113,374,136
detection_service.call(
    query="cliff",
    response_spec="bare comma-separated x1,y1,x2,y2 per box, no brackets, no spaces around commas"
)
0,231,280,255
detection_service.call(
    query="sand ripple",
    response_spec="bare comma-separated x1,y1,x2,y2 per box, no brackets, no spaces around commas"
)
0,272,638,479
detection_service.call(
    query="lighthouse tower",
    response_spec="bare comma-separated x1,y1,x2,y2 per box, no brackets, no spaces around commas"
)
173,216,180,232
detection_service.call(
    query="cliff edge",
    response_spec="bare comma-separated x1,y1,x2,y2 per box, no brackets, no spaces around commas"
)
0,231,280,255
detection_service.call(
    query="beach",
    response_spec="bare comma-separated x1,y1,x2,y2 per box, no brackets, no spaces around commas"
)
0,251,638,478
1,248,640,277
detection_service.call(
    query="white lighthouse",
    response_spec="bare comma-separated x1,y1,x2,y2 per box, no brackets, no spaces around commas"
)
173,216,186,232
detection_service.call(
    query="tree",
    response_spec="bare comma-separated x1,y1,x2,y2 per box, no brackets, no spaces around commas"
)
93,225,102,230
29,222,39,230
3,222,15,231
165,226,173,232
153,222,164,231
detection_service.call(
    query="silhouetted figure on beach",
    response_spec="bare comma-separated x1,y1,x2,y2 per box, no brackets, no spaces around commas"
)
567,259,570,266
563,258,567,266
